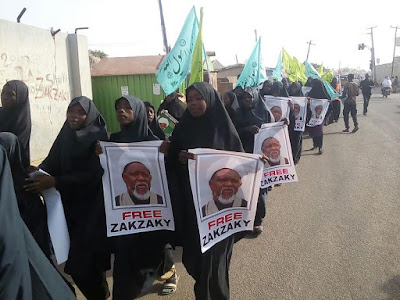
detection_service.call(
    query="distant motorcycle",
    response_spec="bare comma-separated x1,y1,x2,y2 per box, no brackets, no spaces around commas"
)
382,87,391,98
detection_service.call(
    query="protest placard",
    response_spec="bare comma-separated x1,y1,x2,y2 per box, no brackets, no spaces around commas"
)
188,148,263,253
99,141,174,236
253,122,298,188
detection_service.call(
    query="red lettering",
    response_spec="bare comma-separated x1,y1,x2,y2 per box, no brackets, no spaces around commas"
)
122,212,131,220
143,211,152,218
283,168,288,174
216,217,224,226
234,212,242,220
225,214,232,222
208,220,216,230
132,211,142,218
154,210,162,218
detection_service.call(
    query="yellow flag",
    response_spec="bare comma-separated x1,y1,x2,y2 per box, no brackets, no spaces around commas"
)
189,7,203,85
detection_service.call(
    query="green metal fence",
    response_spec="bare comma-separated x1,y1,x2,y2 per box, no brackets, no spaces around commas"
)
91,74,187,133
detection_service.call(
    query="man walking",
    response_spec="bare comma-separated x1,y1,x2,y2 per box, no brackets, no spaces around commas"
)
360,74,374,115
341,74,359,133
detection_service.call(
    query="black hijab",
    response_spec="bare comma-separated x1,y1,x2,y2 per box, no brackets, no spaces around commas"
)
288,82,302,96
144,101,166,140
157,92,186,121
110,96,158,142
40,96,107,175
171,82,243,152
271,81,289,97
260,80,273,97
308,79,330,99
0,80,31,168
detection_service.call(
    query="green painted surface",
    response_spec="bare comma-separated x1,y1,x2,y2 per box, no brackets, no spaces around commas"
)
92,74,188,133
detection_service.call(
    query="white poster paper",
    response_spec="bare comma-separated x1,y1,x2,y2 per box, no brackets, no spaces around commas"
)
291,97,307,132
263,96,290,122
153,83,161,95
29,170,70,265
188,149,263,253
301,86,312,97
253,122,298,188
99,141,174,237
307,98,330,127
121,86,129,96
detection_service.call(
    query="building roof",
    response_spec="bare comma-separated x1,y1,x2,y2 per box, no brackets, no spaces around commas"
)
91,55,166,76
212,59,225,70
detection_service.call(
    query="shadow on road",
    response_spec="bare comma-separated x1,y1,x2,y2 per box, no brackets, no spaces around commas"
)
381,275,400,300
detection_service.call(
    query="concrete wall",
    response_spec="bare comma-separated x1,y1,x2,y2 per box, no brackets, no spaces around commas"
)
0,19,92,163
375,57,400,84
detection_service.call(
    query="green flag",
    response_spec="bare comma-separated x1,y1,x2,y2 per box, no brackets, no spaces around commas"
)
189,7,204,85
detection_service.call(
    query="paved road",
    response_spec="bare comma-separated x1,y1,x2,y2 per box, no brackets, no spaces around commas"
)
75,91,400,300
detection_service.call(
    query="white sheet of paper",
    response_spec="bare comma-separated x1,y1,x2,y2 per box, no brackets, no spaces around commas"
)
30,170,70,264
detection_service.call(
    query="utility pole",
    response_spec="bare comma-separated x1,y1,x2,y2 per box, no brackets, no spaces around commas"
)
306,40,315,62
391,25,399,78
367,26,377,83
157,0,169,54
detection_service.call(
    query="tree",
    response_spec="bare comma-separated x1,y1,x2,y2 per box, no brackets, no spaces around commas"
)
89,49,108,59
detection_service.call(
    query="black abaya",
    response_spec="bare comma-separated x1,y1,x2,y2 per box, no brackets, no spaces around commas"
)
109,96,174,300
0,146,76,300
0,80,31,167
39,96,111,300
167,82,243,300
0,132,50,258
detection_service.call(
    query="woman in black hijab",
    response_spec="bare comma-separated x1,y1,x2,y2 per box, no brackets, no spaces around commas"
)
260,80,273,97
222,91,241,123
109,96,177,299
157,92,186,121
287,82,304,164
144,101,166,140
271,81,290,97
24,96,111,300
235,87,269,234
167,82,243,300
0,132,50,258
307,79,330,154
0,146,76,300
0,80,32,168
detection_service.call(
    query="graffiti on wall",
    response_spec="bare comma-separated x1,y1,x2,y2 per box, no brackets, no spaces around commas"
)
0,53,70,101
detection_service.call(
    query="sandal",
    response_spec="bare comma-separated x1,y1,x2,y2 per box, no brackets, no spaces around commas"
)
161,270,179,295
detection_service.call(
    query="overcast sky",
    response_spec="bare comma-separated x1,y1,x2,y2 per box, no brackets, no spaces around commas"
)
2,0,400,71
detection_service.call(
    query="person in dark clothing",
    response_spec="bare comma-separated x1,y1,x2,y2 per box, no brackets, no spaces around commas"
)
108,96,177,299
271,81,290,97
360,74,374,115
307,79,330,155
0,132,50,258
0,146,76,300
157,92,186,121
24,96,111,300
222,92,241,123
341,73,359,133
0,80,32,168
144,101,166,140
287,82,304,164
260,80,273,98
288,81,302,97
167,82,244,300
330,77,341,122
235,87,269,234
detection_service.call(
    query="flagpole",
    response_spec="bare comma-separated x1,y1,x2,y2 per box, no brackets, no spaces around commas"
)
157,0,169,54
257,37,261,87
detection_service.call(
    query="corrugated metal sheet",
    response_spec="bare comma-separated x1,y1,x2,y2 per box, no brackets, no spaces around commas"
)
92,74,187,133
